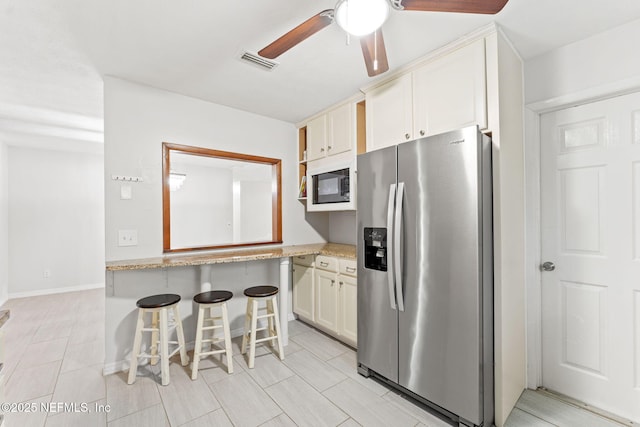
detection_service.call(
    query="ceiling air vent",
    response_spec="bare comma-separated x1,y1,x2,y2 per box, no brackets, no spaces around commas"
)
240,51,278,71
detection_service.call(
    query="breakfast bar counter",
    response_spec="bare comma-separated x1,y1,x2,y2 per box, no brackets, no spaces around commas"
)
105,243,356,271
103,243,356,375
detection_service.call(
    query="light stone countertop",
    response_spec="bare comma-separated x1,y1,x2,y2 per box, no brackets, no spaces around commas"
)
105,243,356,271
0,309,9,329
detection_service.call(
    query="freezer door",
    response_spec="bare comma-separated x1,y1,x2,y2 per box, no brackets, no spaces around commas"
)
397,127,485,424
356,146,398,382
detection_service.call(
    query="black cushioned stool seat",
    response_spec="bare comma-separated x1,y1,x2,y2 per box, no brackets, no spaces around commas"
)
243,285,278,298
194,290,233,304
136,293,181,309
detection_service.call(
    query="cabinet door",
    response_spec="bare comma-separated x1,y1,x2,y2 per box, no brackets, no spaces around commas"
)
338,274,357,347
293,264,314,322
413,38,486,137
366,73,413,152
327,103,354,156
315,269,338,333
306,115,327,161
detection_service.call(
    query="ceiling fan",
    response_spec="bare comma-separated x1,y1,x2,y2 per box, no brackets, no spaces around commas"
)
258,0,509,77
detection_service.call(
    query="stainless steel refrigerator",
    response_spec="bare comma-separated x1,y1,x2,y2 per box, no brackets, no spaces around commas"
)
356,126,493,427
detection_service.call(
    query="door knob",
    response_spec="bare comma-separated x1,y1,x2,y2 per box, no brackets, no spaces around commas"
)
541,261,555,272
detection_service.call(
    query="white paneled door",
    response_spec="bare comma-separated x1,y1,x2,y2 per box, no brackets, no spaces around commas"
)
541,92,640,423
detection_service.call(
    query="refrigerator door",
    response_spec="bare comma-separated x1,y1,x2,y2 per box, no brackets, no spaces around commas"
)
357,145,399,382
397,126,484,424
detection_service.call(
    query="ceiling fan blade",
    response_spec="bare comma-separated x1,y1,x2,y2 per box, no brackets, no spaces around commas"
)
361,29,389,77
258,10,333,59
400,0,509,14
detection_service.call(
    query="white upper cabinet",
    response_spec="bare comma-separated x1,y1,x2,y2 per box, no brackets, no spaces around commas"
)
327,103,354,156
365,73,413,151
365,38,488,152
306,103,355,162
306,115,327,162
413,38,487,137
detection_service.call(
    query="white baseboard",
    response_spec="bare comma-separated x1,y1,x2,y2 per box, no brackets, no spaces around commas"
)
9,282,104,299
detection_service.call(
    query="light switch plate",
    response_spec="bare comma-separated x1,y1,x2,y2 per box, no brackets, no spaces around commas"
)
120,184,132,200
118,229,138,247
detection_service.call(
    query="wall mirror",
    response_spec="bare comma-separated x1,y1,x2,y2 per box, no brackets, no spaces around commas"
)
162,142,282,253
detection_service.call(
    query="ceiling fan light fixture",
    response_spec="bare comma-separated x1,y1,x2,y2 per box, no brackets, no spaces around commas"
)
335,0,389,37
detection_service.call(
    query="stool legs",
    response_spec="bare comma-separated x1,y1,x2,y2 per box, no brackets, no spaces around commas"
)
159,308,170,386
191,302,234,379
150,312,159,366
221,303,234,372
128,305,189,386
127,309,146,385
242,295,284,369
241,300,252,355
191,305,206,379
173,305,189,367
248,299,259,368
269,297,284,361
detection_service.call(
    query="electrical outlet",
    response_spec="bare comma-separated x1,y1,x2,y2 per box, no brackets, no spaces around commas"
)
118,229,138,247
43,269,51,278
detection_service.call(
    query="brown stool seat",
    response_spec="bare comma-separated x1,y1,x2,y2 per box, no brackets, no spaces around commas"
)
193,290,233,304
243,285,278,298
136,294,181,309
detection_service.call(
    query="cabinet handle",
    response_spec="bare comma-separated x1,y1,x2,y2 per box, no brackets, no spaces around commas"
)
328,145,332,150
339,281,344,288
346,266,356,273
320,261,329,267
320,147,325,152
331,279,335,286
405,133,410,140
420,130,425,136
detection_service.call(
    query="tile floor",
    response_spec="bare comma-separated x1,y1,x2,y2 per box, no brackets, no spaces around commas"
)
0,289,629,427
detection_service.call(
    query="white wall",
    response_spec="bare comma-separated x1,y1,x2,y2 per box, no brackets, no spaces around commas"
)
525,18,640,106
329,211,356,245
8,146,105,296
104,77,328,261
103,77,330,370
0,142,8,305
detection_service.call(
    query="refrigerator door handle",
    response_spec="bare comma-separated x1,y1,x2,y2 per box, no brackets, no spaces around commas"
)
394,182,405,312
387,183,397,310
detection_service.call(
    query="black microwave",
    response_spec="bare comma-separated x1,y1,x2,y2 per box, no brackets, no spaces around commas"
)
312,168,350,204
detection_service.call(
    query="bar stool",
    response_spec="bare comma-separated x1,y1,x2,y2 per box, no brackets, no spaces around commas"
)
241,285,284,368
127,294,189,386
191,290,234,379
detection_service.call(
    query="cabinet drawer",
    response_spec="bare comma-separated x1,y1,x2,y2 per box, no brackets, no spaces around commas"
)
315,255,338,272
339,259,357,277
293,254,315,267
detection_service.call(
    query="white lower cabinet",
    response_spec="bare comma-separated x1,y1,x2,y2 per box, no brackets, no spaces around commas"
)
293,264,314,323
338,274,357,346
315,268,339,332
292,254,357,347
292,255,315,324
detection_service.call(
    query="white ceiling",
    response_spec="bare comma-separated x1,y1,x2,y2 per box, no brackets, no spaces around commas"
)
2,0,640,143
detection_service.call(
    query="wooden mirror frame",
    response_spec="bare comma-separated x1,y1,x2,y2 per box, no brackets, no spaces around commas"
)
162,142,282,253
